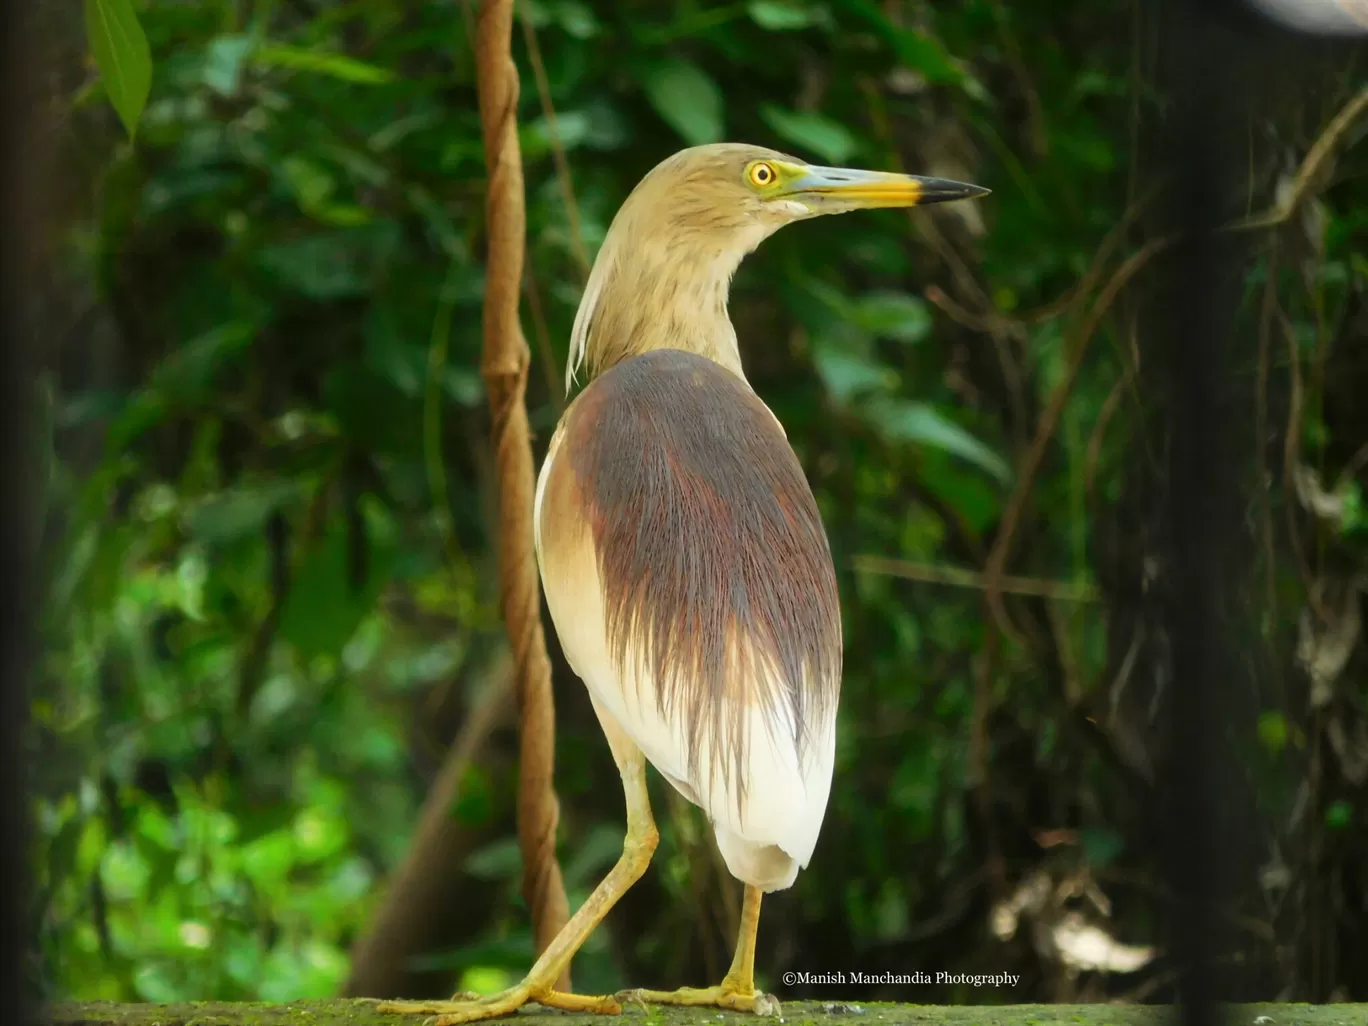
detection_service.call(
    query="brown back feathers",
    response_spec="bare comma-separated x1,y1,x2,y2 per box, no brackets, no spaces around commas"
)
552,350,841,804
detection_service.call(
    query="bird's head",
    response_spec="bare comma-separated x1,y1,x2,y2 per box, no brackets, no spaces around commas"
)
567,143,988,390
618,142,989,241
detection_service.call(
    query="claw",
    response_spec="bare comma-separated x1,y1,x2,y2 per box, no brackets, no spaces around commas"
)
376,986,621,1025
614,985,781,1016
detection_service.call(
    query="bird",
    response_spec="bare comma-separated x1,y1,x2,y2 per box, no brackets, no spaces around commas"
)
381,143,987,1025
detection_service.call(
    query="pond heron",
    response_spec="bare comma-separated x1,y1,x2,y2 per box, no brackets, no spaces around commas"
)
383,143,987,1024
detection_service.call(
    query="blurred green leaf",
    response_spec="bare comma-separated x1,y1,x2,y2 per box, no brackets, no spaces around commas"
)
1080,827,1124,869
278,515,396,661
552,0,602,38
252,45,395,83
202,36,252,97
812,346,895,401
84,0,152,138
1326,800,1353,830
186,482,300,544
748,0,820,30
868,400,1010,483
759,105,857,164
561,823,623,888
465,837,522,881
853,291,932,344
641,59,724,146
257,235,366,299
1257,710,1288,755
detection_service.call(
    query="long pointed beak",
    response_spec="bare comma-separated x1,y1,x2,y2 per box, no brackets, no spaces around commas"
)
783,165,989,211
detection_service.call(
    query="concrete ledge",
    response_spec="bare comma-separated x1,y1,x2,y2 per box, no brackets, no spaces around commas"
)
42,1001,1368,1026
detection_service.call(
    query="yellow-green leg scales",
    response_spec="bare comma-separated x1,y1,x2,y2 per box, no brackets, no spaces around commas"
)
618,884,779,1015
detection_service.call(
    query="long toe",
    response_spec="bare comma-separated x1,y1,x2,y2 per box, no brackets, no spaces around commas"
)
376,987,529,1024
616,986,781,1016
377,987,622,1025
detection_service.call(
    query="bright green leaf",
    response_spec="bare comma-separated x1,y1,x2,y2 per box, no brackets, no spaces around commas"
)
759,104,857,164
461,966,514,997
869,400,1010,483
253,45,395,84
1257,710,1288,755
293,807,348,863
748,0,818,30
641,59,724,147
84,0,153,138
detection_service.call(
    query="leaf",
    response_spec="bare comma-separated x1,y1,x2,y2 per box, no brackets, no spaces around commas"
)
853,291,932,344
186,481,301,544
84,0,153,139
561,824,628,889
203,35,252,97
278,511,395,661
641,59,724,147
836,0,963,86
1325,800,1352,830
521,110,593,159
552,0,601,39
252,45,395,84
759,105,857,165
1079,827,1124,869
465,837,522,880
869,399,1010,483
257,236,365,299
280,156,337,214
748,0,819,30
1257,710,1288,755
811,347,894,402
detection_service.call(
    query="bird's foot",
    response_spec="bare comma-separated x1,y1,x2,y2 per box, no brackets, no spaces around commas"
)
616,982,781,1017
377,985,622,1024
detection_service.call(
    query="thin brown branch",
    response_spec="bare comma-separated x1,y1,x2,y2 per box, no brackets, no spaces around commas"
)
473,0,571,987
523,268,565,417
1083,368,1127,503
982,237,1171,645
1231,83,1368,232
1277,304,1322,620
518,2,592,280
1256,245,1281,685
853,555,1096,602
1335,439,1368,493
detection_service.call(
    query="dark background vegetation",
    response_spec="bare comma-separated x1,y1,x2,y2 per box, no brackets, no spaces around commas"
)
28,0,1368,1009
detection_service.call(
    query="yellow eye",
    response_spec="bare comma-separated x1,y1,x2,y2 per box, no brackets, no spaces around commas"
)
747,161,777,188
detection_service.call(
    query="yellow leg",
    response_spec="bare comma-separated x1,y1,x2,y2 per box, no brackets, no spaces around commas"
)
377,753,658,1025
618,884,779,1015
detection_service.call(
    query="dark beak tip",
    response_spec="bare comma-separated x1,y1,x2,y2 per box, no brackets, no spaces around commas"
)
918,177,991,204
954,183,991,201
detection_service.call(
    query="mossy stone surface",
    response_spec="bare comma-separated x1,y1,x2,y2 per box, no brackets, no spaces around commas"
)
44,1001,1368,1026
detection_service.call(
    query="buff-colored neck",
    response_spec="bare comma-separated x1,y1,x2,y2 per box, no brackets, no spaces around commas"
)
565,205,771,392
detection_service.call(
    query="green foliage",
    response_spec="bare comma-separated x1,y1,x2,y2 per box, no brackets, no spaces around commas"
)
38,0,1368,1006
84,0,153,138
